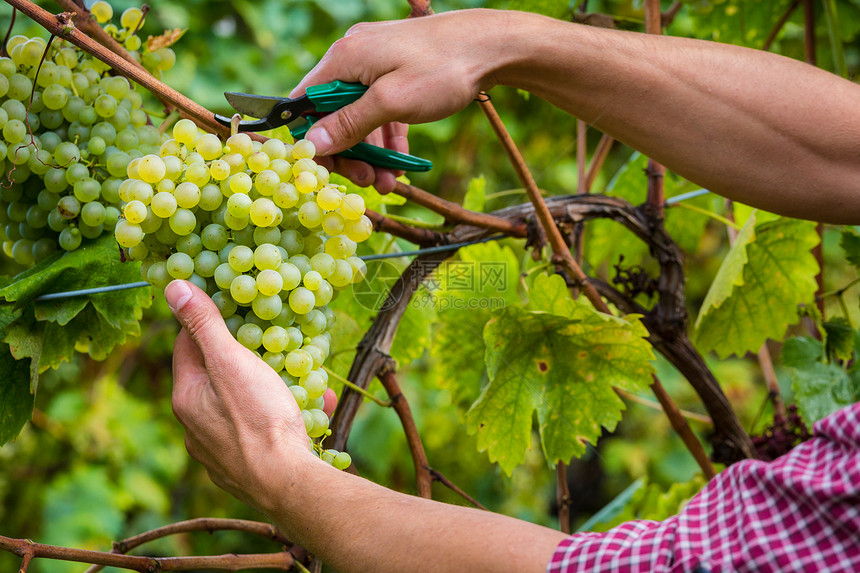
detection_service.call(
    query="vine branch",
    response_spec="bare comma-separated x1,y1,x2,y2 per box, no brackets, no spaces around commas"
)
0,535,294,572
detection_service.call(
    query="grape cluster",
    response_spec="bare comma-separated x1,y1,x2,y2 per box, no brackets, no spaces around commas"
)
0,4,174,265
117,119,371,469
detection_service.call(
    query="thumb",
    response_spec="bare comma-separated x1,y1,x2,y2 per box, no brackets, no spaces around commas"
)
164,280,237,366
306,87,392,156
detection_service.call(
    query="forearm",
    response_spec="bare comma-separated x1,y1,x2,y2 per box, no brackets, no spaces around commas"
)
488,11,860,222
267,455,567,573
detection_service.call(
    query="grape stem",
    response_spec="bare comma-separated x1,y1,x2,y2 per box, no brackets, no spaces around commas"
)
322,366,391,407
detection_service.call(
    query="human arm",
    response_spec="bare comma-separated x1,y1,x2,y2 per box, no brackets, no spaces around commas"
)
166,279,567,573
296,9,860,223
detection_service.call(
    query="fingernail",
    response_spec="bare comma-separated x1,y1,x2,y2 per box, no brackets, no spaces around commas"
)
165,280,192,312
307,126,332,155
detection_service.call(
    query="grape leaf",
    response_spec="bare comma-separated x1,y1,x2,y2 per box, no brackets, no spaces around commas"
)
462,175,486,212
468,274,654,474
839,228,860,268
823,318,854,363
4,319,43,392
430,241,520,408
695,213,757,320
694,217,819,357
0,342,34,446
782,336,860,424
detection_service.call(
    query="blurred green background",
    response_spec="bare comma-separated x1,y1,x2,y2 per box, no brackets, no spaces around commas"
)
1,0,859,571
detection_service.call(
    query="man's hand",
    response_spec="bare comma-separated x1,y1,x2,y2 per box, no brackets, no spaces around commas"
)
166,279,332,513
290,10,503,193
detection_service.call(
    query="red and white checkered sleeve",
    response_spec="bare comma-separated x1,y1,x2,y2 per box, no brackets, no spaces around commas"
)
546,401,860,573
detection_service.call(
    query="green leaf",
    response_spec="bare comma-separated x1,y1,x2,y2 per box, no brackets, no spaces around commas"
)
839,228,860,268
694,217,819,357
0,342,34,445
4,319,44,393
468,275,654,474
782,335,860,425
430,241,521,408
463,175,486,212
696,213,757,317
824,318,854,363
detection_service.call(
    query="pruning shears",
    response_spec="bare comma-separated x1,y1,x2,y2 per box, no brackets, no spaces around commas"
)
214,80,433,172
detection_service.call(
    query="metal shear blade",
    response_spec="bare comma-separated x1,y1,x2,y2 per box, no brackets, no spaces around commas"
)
214,92,313,132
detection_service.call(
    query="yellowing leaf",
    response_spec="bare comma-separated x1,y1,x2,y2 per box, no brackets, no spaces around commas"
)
694,217,819,357
146,28,186,52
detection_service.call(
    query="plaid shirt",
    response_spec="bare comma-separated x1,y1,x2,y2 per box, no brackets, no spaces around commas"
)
548,401,860,572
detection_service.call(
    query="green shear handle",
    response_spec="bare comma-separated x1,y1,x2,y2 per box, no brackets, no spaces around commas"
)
294,81,433,173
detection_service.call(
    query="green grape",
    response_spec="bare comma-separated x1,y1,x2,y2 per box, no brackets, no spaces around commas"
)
73,178,101,203
57,195,81,219
105,76,130,100
247,151,270,173
2,119,26,143
124,35,142,51
151,191,178,218
25,205,48,229
80,201,106,226
175,181,201,208
288,286,315,314
344,215,373,243
347,256,367,283
289,385,309,409
225,315,244,337
176,233,203,257
166,252,194,280
94,93,118,118
304,344,326,368
254,169,279,196
127,243,148,261
262,351,284,372
121,7,145,30
256,268,284,297
209,159,230,181
201,223,228,251
333,451,352,471
87,135,106,156
155,48,176,71
194,250,220,278
237,323,263,349
229,172,252,195
185,162,210,186
339,193,367,221
303,270,323,290
289,254,312,275
273,182,299,209
294,171,318,194
228,245,254,273
316,185,342,211
126,180,153,204
310,253,336,278
172,118,198,146
298,201,323,229
284,348,313,378
115,220,143,248
253,226,281,246
226,132,252,157
252,293,282,320
106,150,130,176
168,208,196,235
214,262,240,290
325,235,357,259
42,84,68,110
249,197,280,227
193,133,222,160
199,184,223,211
300,370,327,400
59,226,82,250
7,73,33,101
253,243,282,270
138,154,166,183
230,274,258,305
329,259,354,288
292,139,315,160
227,192,252,218
307,409,329,438
79,221,103,239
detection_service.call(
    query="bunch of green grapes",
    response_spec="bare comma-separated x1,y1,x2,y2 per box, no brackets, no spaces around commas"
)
90,1,177,77
0,3,174,266
116,119,372,469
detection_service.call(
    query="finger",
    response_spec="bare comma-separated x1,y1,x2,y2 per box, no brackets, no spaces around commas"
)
171,328,209,424
373,169,397,194
306,84,395,156
164,280,239,372
331,156,375,187
322,388,338,417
